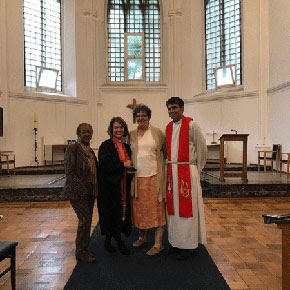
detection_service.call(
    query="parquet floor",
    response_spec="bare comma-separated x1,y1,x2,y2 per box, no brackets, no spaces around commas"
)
0,197,289,290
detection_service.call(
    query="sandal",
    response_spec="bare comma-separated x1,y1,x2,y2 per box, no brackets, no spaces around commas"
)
133,239,146,248
146,246,164,256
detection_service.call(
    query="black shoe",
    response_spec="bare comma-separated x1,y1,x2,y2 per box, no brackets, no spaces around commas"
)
87,251,96,258
166,245,179,255
76,251,96,263
118,243,130,255
104,243,117,253
113,233,130,255
104,235,116,253
176,249,191,260
124,230,131,237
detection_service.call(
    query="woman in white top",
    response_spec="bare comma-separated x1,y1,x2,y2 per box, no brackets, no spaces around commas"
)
130,104,167,255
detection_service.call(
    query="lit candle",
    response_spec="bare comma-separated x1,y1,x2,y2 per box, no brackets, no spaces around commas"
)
34,112,38,122
34,112,38,129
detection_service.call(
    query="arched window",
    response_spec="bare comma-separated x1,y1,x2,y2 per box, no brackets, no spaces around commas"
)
205,0,242,90
23,0,62,91
107,0,160,82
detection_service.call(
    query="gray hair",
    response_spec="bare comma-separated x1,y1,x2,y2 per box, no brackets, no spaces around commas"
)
133,104,152,120
76,123,93,136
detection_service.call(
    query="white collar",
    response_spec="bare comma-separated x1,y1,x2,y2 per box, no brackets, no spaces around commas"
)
173,119,182,125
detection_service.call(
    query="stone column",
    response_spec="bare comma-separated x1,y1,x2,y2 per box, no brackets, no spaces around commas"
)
167,2,183,98
258,0,270,146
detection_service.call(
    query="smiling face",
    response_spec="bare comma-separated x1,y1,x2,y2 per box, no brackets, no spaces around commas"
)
78,124,93,145
136,110,150,130
167,103,184,122
112,122,125,139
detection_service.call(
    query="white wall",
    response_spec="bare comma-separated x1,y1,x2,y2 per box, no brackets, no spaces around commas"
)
269,1,290,87
268,0,290,172
0,0,289,169
0,0,94,166
182,0,262,165
268,0,290,149
185,96,259,164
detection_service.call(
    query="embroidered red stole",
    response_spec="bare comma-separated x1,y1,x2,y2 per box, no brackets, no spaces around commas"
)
112,138,130,220
166,116,193,217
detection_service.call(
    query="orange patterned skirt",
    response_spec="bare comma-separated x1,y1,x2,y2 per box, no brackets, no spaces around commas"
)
132,175,166,229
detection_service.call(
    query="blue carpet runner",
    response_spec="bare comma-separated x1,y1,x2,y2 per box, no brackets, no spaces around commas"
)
64,225,230,290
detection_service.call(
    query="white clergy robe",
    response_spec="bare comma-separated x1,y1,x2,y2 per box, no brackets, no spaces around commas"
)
167,119,207,249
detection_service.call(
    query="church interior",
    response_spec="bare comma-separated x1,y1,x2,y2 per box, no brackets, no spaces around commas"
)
0,0,290,289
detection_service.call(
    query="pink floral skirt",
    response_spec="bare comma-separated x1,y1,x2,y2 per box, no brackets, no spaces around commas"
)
132,175,166,229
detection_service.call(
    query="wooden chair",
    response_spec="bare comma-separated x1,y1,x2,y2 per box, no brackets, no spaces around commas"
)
279,152,290,179
258,144,280,172
0,241,18,290
0,151,16,175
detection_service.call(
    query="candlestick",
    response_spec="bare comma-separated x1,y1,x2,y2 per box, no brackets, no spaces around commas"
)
33,126,39,166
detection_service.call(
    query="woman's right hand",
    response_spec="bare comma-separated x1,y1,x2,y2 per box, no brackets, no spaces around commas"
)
124,160,132,167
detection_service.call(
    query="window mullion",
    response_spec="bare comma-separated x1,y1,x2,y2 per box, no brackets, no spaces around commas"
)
41,0,45,68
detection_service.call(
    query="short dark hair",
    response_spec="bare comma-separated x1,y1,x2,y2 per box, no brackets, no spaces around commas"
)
76,123,93,137
107,117,129,138
166,97,184,108
133,104,152,120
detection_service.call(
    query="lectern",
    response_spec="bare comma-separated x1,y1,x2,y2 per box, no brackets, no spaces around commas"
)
262,214,290,290
276,220,290,289
219,134,249,182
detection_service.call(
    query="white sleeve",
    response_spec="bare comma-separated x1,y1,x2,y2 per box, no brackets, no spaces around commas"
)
189,121,207,173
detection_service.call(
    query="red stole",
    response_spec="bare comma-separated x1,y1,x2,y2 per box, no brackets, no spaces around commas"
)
112,138,130,220
166,116,193,217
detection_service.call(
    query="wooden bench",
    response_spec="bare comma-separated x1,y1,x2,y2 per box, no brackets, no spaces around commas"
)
0,241,18,290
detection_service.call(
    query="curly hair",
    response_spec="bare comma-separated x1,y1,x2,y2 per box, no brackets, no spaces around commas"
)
166,97,184,108
107,117,129,138
133,104,152,120
76,123,93,137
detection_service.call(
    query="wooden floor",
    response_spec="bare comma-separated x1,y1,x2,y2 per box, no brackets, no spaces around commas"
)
0,197,289,290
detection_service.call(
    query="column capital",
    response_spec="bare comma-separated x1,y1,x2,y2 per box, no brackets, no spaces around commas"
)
168,10,182,18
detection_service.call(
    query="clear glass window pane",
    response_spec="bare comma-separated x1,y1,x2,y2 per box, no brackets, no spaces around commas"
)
215,66,235,86
127,35,143,56
38,68,58,88
127,59,143,80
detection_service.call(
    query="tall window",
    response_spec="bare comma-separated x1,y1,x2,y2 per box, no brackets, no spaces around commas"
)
107,0,160,82
205,0,242,90
23,0,62,91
